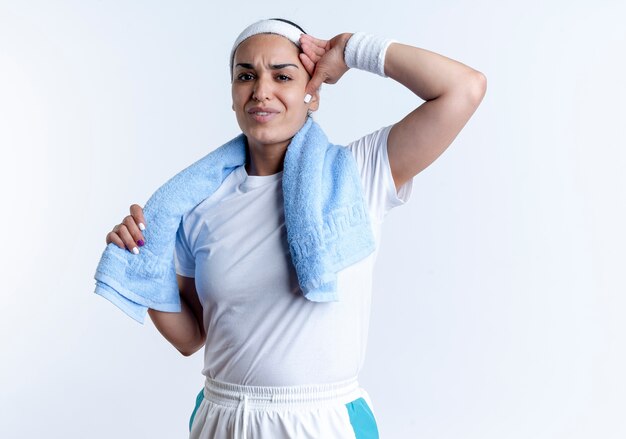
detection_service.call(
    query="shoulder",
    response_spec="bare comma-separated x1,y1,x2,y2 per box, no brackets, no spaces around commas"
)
344,124,394,174
343,124,413,221
346,125,393,156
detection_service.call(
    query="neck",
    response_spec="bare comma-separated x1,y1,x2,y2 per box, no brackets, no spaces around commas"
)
245,140,288,176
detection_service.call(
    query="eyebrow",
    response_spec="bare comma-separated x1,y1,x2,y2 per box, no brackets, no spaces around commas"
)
235,63,299,70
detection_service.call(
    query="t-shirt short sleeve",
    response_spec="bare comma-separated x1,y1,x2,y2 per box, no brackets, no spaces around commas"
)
347,124,413,222
174,221,195,278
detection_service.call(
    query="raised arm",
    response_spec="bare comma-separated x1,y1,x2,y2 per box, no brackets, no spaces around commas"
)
384,43,486,189
300,33,486,190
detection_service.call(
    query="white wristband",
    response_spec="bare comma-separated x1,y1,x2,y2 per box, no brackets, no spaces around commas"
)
344,32,395,77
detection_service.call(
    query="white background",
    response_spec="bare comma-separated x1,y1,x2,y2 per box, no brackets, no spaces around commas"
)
1,0,625,437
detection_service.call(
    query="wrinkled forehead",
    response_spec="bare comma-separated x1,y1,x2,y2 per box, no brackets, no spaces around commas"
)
232,34,301,66
229,19,303,70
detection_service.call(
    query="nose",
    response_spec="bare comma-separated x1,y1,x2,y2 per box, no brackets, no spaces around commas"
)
252,75,272,101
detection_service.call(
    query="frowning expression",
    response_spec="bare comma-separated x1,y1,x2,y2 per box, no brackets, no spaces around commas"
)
231,34,318,153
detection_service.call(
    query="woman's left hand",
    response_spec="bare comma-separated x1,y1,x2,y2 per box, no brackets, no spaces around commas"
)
299,33,353,98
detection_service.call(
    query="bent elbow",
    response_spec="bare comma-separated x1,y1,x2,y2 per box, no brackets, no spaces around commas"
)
468,71,487,104
179,346,202,357
178,348,194,357
177,335,206,357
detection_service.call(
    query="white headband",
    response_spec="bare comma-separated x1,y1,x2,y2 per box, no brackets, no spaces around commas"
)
230,19,304,71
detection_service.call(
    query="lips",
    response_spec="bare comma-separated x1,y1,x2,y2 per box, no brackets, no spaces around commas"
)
247,106,279,123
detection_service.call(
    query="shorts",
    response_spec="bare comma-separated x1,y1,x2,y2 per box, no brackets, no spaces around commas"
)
188,376,379,438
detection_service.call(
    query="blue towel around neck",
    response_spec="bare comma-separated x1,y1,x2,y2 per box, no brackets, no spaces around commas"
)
94,117,376,323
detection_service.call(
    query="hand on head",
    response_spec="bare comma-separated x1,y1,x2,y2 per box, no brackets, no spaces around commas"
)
299,33,353,100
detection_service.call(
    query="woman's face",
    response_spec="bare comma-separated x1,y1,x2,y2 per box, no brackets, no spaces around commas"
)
231,34,319,152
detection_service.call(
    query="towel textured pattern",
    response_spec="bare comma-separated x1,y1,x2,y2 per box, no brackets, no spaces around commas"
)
94,118,375,323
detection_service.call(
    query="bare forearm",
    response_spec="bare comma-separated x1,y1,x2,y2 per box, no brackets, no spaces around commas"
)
148,297,205,356
385,43,486,101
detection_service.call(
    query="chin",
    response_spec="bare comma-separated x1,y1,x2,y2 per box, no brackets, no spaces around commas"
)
247,126,296,147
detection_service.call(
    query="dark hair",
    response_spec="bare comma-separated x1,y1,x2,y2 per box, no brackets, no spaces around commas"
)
268,18,307,35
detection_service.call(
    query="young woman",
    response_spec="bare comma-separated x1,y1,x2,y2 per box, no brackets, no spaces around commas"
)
103,18,486,438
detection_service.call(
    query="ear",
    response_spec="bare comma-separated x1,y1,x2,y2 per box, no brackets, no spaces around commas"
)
232,102,235,111
307,90,320,112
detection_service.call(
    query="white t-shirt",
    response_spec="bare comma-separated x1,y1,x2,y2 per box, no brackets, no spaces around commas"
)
175,125,412,386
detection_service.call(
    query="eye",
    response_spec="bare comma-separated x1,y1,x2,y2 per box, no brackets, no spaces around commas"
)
276,74,292,82
237,72,255,81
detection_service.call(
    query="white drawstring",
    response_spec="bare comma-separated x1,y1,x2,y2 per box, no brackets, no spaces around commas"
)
234,394,249,439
